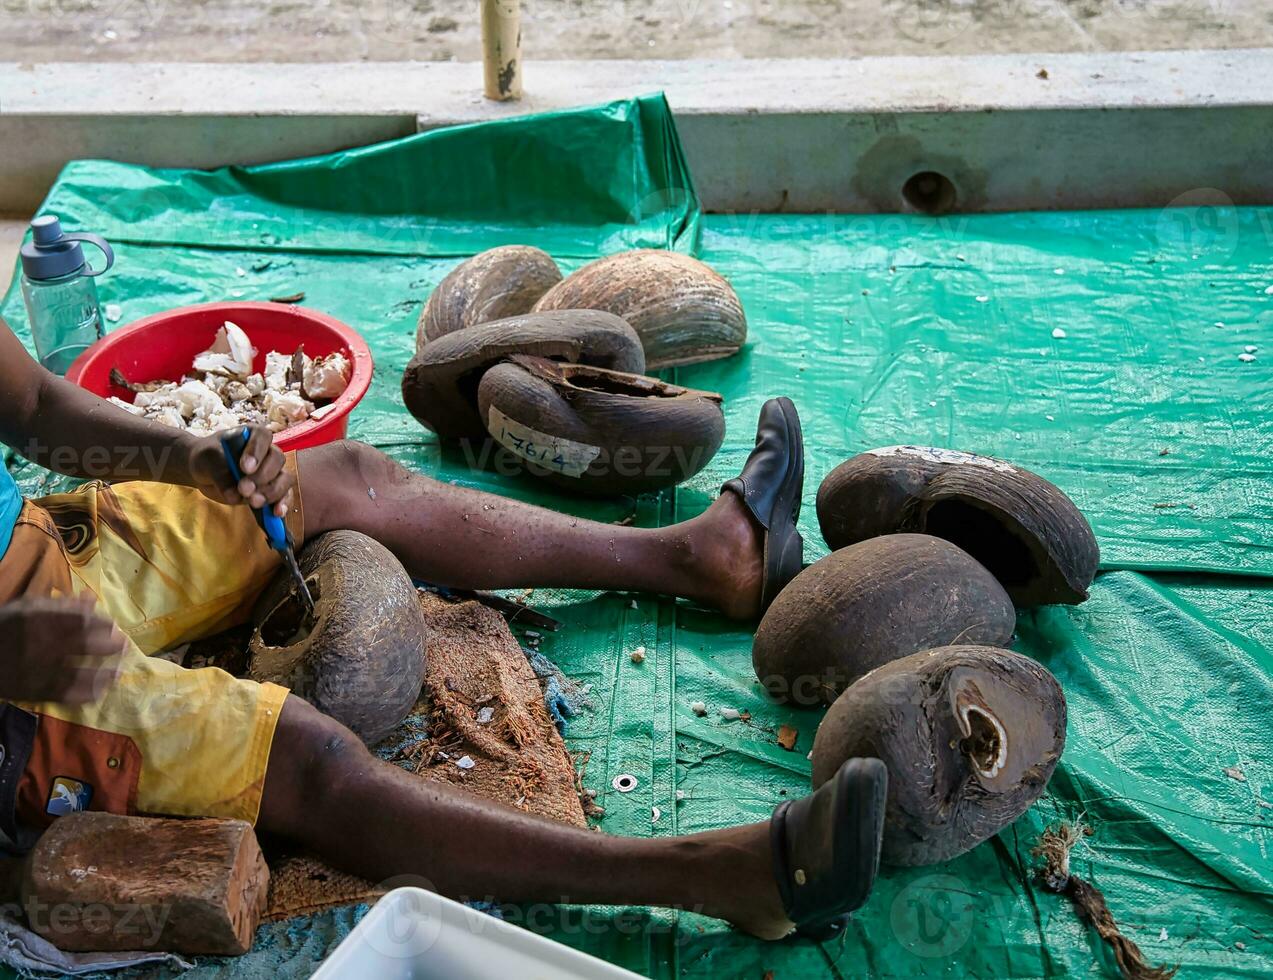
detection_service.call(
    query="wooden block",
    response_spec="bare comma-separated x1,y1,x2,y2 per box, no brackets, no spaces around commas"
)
22,812,268,956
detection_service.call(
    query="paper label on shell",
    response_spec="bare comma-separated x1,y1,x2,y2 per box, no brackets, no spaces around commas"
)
487,406,601,478
866,445,1017,474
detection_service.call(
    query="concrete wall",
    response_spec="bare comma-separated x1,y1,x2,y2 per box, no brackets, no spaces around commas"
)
2,50,1271,217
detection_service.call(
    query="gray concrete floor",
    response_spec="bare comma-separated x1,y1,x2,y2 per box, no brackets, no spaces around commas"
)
2,1,1271,63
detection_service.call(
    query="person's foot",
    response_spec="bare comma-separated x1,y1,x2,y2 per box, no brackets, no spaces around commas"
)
720,397,805,613
686,490,767,619
687,822,798,940
683,397,805,619
692,757,887,940
770,757,887,939
672,398,806,619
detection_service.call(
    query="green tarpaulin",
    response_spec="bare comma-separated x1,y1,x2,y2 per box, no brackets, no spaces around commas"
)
3,95,1270,978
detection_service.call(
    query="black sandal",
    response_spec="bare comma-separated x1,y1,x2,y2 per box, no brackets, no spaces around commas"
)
769,756,888,940
721,396,805,612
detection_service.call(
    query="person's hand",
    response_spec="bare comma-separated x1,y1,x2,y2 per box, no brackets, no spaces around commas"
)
0,594,126,703
188,425,294,515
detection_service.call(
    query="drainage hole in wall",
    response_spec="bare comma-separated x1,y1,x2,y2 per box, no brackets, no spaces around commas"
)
901,171,957,215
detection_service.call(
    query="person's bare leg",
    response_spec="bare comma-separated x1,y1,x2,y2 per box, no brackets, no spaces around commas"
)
258,696,793,938
294,441,765,619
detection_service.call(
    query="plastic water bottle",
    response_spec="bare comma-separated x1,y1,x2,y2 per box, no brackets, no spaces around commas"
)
19,215,115,375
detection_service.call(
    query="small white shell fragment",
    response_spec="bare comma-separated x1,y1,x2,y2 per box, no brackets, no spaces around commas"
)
675,790,685,801
1238,353,1257,363
630,646,646,664
303,351,352,400
1051,327,1067,339
1215,322,1225,328
690,701,707,717
1054,267,1065,275
1245,345,1258,353
224,380,252,403
172,379,224,420
720,708,742,721
629,599,638,610
104,303,122,322
975,295,989,303
108,395,145,416
476,707,494,724
367,487,377,500
1046,414,1055,421
263,389,314,430
193,321,257,379
1159,928,1168,941
235,266,247,277
1264,285,1273,294
264,350,293,390
455,755,476,770
1223,765,1247,781
148,406,186,429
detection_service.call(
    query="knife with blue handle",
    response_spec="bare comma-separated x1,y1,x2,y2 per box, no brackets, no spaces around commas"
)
220,427,315,616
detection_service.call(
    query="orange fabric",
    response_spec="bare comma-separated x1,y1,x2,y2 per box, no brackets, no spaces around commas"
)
0,459,303,827
15,715,141,829
0,503,77,604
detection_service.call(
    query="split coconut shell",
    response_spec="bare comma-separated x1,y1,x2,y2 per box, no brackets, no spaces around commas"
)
532,249,747,370
477,354,726,496
752,534,1015,706
811,644,1067,866
249,530,426,745
401,310,645,440
416,246,563,348
816,446,1099,606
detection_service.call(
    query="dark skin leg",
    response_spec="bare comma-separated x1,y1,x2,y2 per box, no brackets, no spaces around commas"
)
294,441,766,619
268,442,789,934
258,696,793,939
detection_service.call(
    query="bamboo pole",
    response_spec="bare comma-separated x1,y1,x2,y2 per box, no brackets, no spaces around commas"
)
481,0,522,101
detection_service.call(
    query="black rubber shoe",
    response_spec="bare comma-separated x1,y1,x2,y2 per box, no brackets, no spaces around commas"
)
721,396,805,612
769,757,888,940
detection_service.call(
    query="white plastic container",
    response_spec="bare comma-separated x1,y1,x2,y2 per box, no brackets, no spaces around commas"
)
311,887,647,979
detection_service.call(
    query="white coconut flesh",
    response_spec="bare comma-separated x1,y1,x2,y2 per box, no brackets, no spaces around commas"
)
958,702,1009,780
947,667,1043,791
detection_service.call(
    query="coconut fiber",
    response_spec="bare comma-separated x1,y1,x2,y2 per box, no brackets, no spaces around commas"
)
262,592,586,921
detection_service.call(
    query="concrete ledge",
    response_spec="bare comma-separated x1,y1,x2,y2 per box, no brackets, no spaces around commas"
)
3,50,1272,214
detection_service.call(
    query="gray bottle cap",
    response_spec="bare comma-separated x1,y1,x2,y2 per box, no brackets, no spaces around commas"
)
20,215,114,281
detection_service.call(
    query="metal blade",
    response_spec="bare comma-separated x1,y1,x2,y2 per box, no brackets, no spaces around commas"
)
283,547,316,617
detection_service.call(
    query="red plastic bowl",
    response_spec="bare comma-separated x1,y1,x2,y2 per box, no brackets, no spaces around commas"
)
67,302,374,452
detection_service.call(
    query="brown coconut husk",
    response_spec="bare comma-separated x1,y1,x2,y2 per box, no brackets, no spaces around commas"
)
401,592,588,827
1033,822,1177,980
477,354,726,496
262,591,586,920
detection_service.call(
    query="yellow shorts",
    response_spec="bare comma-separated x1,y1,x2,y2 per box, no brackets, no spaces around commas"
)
0,458,304,837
